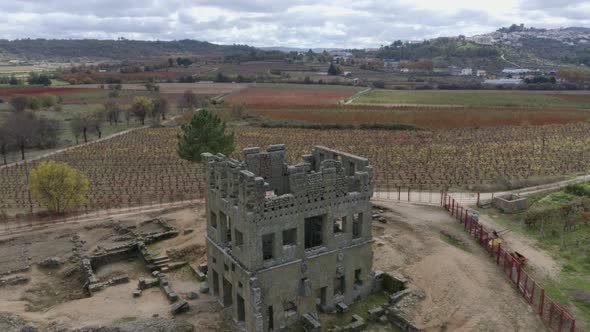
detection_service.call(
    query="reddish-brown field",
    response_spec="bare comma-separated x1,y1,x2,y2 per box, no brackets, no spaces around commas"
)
0,87,94,96
250,108,590,128
224,86,358,106
60,70,188,83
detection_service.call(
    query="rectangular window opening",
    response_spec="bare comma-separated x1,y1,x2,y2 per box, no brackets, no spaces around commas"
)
224,214,232,243
352,213,362,239
334,275,345,296
305,215,324,249
333,216,345,234
235,229,244,247
283,228,297,246
262,233,275,261
354,269,363,286
348,161,356,176
210,211,217,228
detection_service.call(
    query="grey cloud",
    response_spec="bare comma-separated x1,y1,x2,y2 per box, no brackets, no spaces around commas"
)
0,0,587,48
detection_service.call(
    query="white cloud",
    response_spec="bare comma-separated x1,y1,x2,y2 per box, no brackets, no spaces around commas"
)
0,0,588,48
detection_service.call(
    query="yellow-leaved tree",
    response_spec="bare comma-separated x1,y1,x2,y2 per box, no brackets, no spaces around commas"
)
28,161,90,214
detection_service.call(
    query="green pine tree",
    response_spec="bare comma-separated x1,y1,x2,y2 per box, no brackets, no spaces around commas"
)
177,110,235,162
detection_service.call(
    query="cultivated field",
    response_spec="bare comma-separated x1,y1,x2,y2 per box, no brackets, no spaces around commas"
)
3,123,590,218
239,106,590,128
223,84,360,106
68,82,251,96
352,90,590,108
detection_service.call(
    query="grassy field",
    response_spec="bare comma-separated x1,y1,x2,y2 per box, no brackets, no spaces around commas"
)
476,189,590,327
353,90,590,109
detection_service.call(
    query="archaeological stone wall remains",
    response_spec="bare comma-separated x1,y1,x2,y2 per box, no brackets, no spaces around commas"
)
492,194,528,213
202,145,376,331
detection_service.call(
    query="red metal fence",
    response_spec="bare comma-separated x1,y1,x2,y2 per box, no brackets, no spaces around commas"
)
441,192,579,332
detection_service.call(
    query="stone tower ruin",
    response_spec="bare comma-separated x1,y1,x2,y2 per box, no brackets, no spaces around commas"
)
201,145,375,332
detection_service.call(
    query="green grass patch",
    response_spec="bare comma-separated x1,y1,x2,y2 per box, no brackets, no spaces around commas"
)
439,230,471,252
540,192,577,205
50,79,70,86
319,291,402,331
174,265,199,281
113,316,137,324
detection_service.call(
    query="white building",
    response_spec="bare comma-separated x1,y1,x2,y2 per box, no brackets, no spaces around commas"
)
476,70,487,77
460,68,473,76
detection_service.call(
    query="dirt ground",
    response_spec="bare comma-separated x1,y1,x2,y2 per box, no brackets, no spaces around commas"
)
0,204,222,331
372,199,547,332
0,201,551,331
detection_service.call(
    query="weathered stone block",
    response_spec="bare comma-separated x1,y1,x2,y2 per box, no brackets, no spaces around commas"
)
199,282,209,294
336,302,349,313
170,300,190,315
367,306,385,321
39,257,62,268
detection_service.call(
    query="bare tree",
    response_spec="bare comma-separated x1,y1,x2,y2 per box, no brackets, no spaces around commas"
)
0,118,14,165
70,118,86,144
5,111,40,160
181,90,199,111
131,96,153,125
36,117,60,149
104,100,121,125
89,105,107,139
152,96,169,121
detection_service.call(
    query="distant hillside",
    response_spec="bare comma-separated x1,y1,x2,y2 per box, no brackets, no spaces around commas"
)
369,26,590,71
371,38,508,71
260,47,342,53
0,39,258,60
474,25,590,66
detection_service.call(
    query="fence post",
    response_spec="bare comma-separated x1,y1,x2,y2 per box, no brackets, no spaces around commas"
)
571,319,576,332
479,224,483,244
497,243,502,264
505,252,510,277
558,310,564,332
516,263,522,293
477,192,480,207
440,191,444,206
539,289,545,317
398,187,401,201
408,187,410,202
549,303,554,327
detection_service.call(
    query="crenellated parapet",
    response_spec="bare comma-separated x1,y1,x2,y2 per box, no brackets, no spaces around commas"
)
201,145,373,221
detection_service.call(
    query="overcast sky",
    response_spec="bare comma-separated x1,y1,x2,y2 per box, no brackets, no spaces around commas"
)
1,0,589,48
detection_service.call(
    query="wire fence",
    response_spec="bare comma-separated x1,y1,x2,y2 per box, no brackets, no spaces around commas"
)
442,192,579,332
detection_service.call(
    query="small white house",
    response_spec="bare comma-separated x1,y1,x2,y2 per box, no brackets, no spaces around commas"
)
460,68,473,76
476,70,487,77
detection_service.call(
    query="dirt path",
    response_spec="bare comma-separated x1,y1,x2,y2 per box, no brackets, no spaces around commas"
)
476,212,560,279
372,199,547,332
342,87,372,104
